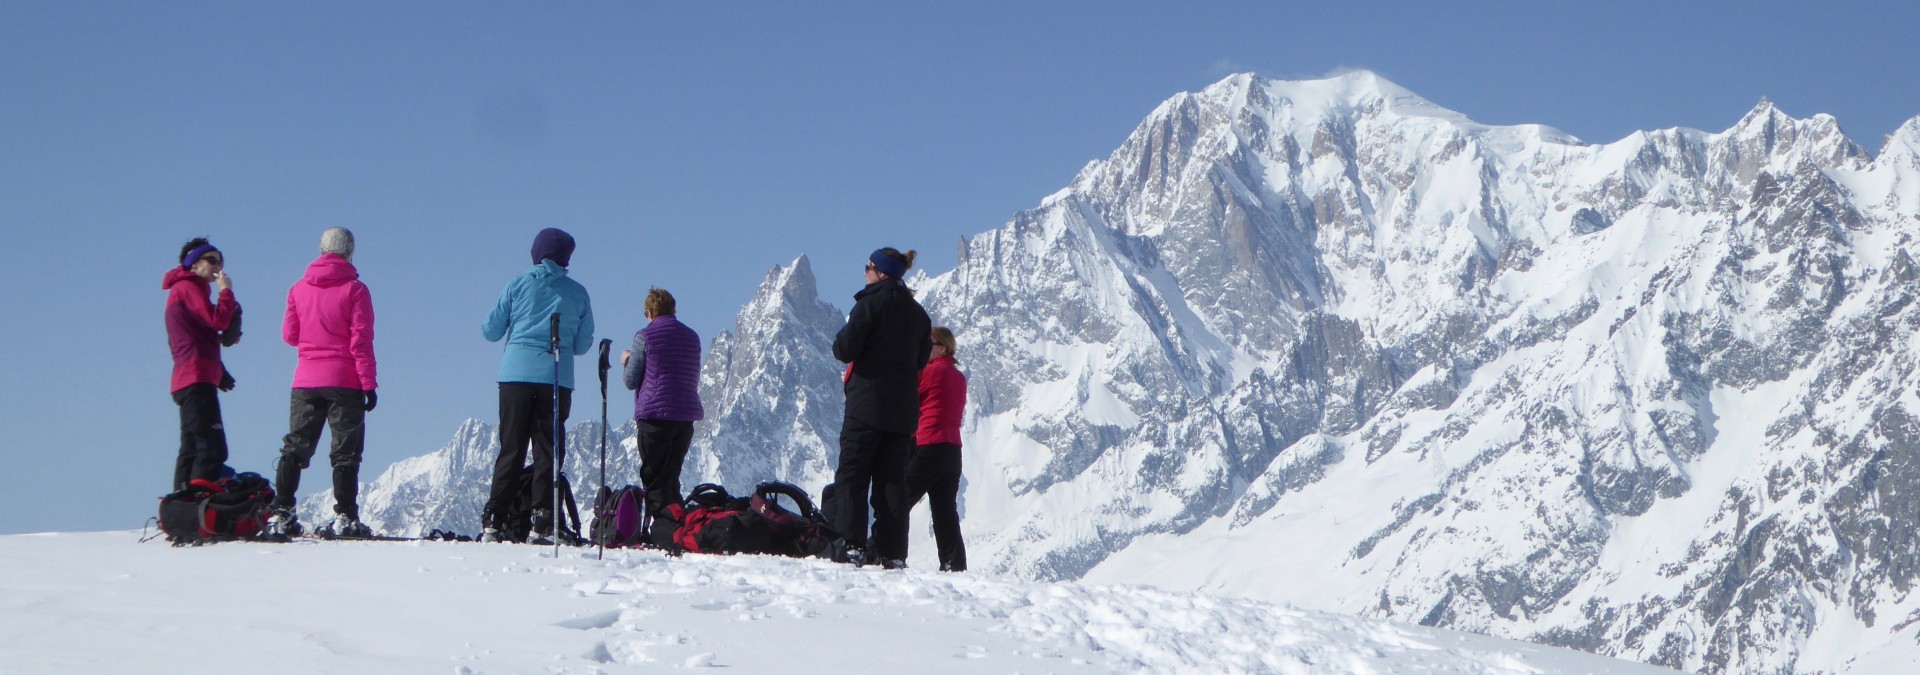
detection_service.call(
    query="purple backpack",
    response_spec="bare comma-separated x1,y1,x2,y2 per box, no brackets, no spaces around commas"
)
589,485,649,548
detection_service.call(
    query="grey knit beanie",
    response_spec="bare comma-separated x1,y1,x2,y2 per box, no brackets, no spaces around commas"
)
320,227,355,260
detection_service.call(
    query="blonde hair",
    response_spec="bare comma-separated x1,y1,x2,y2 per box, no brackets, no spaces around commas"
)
645,287,676,318
931,326,957,362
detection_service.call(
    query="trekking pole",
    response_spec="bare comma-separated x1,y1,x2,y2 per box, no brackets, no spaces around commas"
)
549,312,564,558
596,337,612,560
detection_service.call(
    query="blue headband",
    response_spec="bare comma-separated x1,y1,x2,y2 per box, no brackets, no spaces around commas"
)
868,249,906,279
182,244,220,270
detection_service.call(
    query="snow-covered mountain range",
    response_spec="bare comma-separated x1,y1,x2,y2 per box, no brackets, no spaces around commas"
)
312,71,1920,673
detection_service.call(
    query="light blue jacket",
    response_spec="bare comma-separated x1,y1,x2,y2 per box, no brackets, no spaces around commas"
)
482,260,596,389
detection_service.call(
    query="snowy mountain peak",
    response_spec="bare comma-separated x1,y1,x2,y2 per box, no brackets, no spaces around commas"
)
1881,115,1920,167
347,75,1920,673
686,255,845,491
1189,70,1463,131
1718,97,1870,174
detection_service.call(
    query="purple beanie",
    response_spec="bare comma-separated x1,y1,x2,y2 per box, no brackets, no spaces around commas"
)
532,228,575,267
181,243,220,270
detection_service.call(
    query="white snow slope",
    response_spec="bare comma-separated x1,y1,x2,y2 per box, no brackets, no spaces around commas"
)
0,531,1672,674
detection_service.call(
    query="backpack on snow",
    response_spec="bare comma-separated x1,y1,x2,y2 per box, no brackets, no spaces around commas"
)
491,465,583,544
589,485,649,548
751,481,843,559
670,483,773,555
156,472,275,544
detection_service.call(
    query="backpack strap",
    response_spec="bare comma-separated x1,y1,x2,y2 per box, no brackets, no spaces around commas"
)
754,481,818,519
685,483,732,509
557,473,583,542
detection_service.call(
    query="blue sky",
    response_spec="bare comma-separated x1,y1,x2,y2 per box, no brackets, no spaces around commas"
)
4,2,1916,534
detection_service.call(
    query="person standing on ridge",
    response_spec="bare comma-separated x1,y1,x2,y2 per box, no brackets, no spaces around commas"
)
481,228,595,544
268,227,377,539
621,287,704,543
905,326,968,572
830,247,931,568
163,237,240,493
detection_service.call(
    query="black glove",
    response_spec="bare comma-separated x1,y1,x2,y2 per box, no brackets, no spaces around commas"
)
218,368,236,392
363,390,377,412
220,305,244,348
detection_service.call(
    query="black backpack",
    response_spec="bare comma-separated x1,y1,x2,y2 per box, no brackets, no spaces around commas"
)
751,481,843,558
491,466,583,544
589,485,649,548
157,472,275,545
670,483,773,555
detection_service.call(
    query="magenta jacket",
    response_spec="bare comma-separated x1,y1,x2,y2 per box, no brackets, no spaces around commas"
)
164,267,239,393
282,253,377,391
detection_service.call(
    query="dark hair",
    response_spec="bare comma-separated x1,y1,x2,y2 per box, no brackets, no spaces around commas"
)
179,237,212,265
878,247,918,270
645,287,677,317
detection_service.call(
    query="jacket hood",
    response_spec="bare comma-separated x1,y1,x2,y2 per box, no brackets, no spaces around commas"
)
162,267,204,290
854,276,909,301
529,259,570,280
302,253,360,287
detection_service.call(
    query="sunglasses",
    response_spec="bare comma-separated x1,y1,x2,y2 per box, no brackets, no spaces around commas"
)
200,255,224,266
864,263,876,272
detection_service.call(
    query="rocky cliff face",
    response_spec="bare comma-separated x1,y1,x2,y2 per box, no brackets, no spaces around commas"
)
918,73,1920,673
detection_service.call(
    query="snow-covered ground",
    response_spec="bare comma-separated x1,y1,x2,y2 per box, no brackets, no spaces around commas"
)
0,532,1675,674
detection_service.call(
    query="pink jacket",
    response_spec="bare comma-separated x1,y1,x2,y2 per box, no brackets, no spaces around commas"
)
164,267,238,393
283,254,377,390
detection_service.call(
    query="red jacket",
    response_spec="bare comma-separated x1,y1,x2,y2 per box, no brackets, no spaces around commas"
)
915,354,966,446
283,254,377,390
163,268,238,393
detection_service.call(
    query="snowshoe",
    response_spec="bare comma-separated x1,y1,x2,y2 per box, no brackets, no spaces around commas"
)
316,514,374,540
265,509,302,541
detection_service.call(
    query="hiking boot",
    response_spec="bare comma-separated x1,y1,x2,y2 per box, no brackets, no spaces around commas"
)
266,509,302,539
479,527,506,543
335,514,373,538
318,513,373,539
881,558,908,570
831,542,867,567
529,509,554,544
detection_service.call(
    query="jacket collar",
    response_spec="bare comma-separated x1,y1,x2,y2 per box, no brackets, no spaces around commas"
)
529,259,570,279
854,276,907,301
302,253,360,287
162,267,206,290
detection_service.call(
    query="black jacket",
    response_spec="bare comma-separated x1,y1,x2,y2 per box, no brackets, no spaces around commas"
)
833,277,932,434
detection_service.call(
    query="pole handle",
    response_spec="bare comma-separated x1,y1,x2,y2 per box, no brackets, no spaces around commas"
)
548,312,562,352
597,338,612,388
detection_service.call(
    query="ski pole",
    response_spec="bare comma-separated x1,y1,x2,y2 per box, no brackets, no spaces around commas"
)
549,312,563,557
596,337,611,560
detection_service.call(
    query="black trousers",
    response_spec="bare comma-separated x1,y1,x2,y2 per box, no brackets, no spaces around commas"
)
831,417,911,560
636,419,695,519
171,383,229,491
486,382,571,523
273,387,367,517
905,443,967,572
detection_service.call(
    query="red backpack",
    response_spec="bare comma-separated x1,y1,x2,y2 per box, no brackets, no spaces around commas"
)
670,484,773,555
750,481,843,558
156,472,275,544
